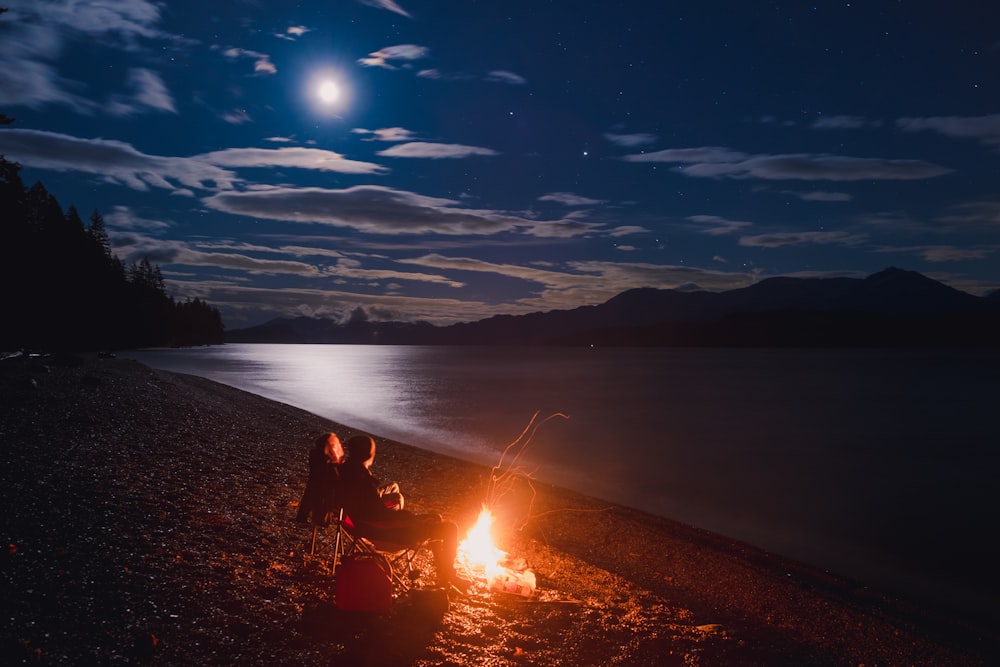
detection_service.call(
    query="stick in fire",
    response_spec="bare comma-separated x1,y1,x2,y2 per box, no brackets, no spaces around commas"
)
458,411,568,580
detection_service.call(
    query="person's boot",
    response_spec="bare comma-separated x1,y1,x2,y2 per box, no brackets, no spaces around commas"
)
439,566,471,594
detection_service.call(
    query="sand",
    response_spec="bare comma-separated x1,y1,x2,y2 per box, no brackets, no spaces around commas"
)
2,354,996,666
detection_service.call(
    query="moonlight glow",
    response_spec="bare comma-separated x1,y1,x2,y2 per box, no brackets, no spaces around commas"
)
317,79,340,104
305,69,349,115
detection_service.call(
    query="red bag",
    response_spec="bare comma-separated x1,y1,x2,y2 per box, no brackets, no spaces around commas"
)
336,554,392,613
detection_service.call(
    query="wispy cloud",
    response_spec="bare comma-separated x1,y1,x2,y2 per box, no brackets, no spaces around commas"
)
607,226,649,237
6,0,166,42
158,241,467,289
358,44,428,69
192,240,348,261
324,258,465,287
355,0,412,18
604,132,658,148
162,248,324,277
220,109,252,125
687,215,753,236
622,146,951,181
0,52,86,109
738,230,867,248
418,68,526,85
197,147,388,175
897,113,1000,147
932,199,1000,234
875,244,997,262
621,147,748,163
0,130,387,192
219,47,276,75
254,60,277,75
128,68,175,112
108,68,176,115
107,228,327,277
105,205,172,231
0,0,171,111
360,45,524,85
201,185,593,238
276,25,311,41
401,254,581,286
538,192,605,206
353,127,419,142
201,186,507,235
416,69,472,81
376,142,499,159
856,211,930,234
812,115,883,130
485,70,527,85
1,129,590,246
0,129,239,191
797,191,854,202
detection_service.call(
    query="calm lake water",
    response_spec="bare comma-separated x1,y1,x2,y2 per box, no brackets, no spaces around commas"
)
122,344,1000,619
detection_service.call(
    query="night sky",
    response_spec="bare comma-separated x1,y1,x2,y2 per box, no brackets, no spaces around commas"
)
2,1,998,329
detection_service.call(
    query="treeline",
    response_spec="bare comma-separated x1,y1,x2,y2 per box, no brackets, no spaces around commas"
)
0,155,224,352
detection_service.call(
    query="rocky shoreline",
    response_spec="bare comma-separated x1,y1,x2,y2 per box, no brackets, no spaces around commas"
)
2,354,996,666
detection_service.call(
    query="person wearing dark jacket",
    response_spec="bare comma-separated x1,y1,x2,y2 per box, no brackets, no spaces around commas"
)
295,432,343,526
338,433,470,591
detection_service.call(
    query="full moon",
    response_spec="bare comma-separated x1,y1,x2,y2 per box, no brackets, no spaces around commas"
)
317,80,340,104
306,69,349,116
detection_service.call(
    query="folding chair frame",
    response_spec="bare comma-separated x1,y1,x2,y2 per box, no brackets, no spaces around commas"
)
341,518,435,593
309,508,433,594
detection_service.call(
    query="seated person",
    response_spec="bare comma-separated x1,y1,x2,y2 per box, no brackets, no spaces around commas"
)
338,434,470,591
295,432,343,526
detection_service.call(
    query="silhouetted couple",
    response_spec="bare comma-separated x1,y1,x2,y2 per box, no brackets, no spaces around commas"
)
297,431,469,591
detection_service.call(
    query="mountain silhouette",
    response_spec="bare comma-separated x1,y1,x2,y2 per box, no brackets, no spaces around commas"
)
226,268,1000,347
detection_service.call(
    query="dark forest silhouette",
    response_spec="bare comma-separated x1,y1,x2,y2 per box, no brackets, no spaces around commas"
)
1,8,221,352
0,154,224,352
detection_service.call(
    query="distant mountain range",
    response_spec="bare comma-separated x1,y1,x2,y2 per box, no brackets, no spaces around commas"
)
225,268,1000,347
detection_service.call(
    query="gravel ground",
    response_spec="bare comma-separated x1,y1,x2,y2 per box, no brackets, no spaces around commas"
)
2,354,996,666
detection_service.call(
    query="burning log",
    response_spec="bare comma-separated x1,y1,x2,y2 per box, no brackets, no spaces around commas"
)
458,506,536,598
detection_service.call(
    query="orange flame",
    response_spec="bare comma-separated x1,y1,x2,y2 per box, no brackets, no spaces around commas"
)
458,505,505,577
457,412,566,597
459,506,537,596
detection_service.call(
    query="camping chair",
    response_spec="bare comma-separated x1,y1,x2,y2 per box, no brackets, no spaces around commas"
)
305,508,350,569
339,512,434,593
305,504,431,593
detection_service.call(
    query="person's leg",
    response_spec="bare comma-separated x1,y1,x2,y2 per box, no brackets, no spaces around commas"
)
416,516,470,590
422,516,458,578
366,513,469,590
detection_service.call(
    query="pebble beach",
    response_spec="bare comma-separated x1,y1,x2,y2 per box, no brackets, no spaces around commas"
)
2,354,996,666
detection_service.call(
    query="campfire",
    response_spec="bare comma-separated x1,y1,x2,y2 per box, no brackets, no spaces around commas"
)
456,411,567,598
458,505,535,597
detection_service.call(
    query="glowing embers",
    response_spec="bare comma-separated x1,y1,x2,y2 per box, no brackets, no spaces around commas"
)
458,506,536,598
